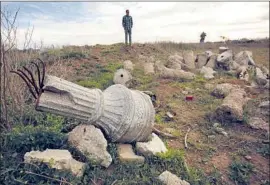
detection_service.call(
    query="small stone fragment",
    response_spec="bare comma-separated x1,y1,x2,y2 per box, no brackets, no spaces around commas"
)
117,144,145,164
245,155,252,160
158,170,190,185
113,69,132,87
166,112,174,120
24,149,85,177
136,133,167,156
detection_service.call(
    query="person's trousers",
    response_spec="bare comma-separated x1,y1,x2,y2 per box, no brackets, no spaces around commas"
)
125,29,132,45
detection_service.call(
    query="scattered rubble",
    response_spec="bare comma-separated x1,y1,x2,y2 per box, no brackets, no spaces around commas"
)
68,125,112,168
24,149,85,177
136,133,167,156
158,170,190,185
155,60,195,80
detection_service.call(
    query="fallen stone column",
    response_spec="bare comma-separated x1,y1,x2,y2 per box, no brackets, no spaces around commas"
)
36,75,155,143
215,88,248,122
155,61,195,80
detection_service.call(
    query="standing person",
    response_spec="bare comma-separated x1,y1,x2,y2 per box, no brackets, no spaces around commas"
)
122,9,133,46
200,32,207,43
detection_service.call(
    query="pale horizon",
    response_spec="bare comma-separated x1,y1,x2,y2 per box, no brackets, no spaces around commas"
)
2,2,269,49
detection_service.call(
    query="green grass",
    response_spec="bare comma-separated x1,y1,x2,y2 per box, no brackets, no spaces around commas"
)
77,62,123,90
229,160,254,185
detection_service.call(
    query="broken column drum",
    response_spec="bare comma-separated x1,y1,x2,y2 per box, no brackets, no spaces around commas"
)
37,76,155,143
11,59,155,143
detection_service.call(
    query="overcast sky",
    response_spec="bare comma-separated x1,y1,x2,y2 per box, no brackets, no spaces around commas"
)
2,2,269,49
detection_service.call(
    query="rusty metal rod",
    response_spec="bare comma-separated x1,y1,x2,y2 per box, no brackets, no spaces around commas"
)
17,69,39,95
30,61,41,90
22,66,39,95
10,70,37,99
37,58,45,88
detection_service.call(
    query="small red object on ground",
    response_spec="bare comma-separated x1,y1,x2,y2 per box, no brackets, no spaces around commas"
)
186,95,193,101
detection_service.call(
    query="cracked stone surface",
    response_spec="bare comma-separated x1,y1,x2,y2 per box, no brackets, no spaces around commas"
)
24,149,85,177
68,125,112,168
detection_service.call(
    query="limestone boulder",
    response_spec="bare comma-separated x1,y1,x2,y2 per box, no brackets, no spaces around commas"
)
136,133,167,156
68,125,112,168
200,66,216,79
24,149,85,177
158,171,190,185
113,69,132,87
123,60,134,71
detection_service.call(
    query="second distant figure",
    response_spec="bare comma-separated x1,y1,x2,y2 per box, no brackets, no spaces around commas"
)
122,9,133,46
